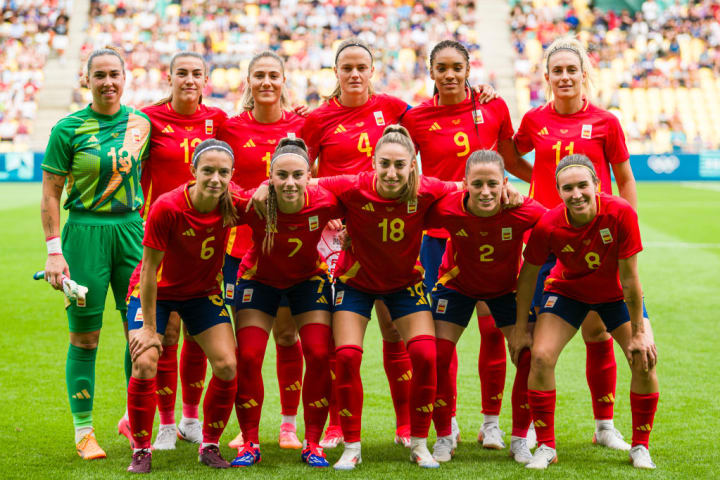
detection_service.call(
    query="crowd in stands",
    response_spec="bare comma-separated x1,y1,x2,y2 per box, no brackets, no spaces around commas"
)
0,0,71,150
511,0,720,153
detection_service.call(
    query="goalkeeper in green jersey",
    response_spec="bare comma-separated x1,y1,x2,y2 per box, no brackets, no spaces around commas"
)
40,46,151,460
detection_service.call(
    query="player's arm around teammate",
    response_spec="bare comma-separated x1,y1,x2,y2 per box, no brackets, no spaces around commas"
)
40,47,150,460
125,140,245,473
510,155,659,470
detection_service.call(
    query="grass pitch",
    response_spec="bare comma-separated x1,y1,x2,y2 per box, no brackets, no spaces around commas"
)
1,182,718,479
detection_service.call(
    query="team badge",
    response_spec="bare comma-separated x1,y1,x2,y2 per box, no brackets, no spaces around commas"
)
287,132,296,139
560,129,568,134
242,289,253,303
205,119,213,135
473,109,484,124
185,126,194,131
407,200,418,214
480,231,488,236
544,296,558,308
436,298,448,314
225,283,235,300
132,128,141,143
581,124,592,139
374,111,385,126
501,227,512,241
600,228,613,244
335,290,345,306
135,308,143,322
356,122,364,127
452,119,461,125
309,215,319,231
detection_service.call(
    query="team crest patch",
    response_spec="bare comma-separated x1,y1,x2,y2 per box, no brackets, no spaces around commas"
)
544,296,558,308
407,200,418,214
225,283,235,300
501,227,512,241
287,132,296,139
135,308,143,322
77,296,87,308
205,119,213,135
373,111,385,126
132,128,141,143
599,228,613,244
473,109,484,124
581,124,592,139
335,290,345,306
242,289,253,303
309,215,319,231
436,298,448,314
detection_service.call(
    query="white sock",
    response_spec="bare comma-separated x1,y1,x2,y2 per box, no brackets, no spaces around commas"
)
75,426,93,444
281,414,296,427
344,441,361,451
201,442,219,449
180,416,198,425
410,436,427,449
483,414,500,427
158,423,176,430
596,419,614,431
123,409,129,421
451,416,459,429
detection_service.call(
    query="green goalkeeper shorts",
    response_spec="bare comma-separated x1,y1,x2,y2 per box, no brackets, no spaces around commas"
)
62,210,143,333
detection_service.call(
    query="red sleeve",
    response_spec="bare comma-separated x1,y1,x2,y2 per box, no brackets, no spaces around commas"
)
616,204,643,259
316,175,356,199
143,200,174,252
300,112,323,164
514,112,534,154
422,176,458,200
523,214,552,265
526,198,548,226
495,99,514,142
390,95,411,121
604,114,629,164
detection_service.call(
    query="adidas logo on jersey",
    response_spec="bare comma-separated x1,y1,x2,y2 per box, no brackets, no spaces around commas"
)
562,244,574,253
362,202,375,212
636,424,653,432
429,122,441,131
243,139,256,148
538,127,549,136
334,124,347,134
455,229,468,237
161,125,174,133
182,228,196,236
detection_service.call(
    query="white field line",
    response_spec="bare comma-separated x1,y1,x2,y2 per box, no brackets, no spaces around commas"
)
644,241,720,249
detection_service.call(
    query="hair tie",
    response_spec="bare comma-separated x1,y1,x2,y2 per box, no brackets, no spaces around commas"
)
335,42,373,64
193,145,234,166
556,163,595,177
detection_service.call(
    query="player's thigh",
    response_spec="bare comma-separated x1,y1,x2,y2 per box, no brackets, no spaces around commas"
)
475,300,491,316
285,275,333,329
162,312,182,345
272,306,298,346
394,310,435,341
192,319,237,380
580,310,611,342
109,218,143,313
332,310,369,347
532,312,578,370
375,300,402,342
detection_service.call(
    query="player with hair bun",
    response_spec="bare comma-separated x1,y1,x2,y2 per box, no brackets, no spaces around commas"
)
513,36,640,451
423,150,545,464
124,139,248,473
510,155,659,470
40,46,150,460
229,137,343,469
217,50,307,450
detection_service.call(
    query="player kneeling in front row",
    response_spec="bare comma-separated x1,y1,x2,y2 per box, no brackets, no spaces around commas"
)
510,155,659,470
125,140,247,473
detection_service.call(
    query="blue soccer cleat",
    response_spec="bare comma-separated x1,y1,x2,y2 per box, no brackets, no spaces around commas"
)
301,442,330,467
231,442,261,467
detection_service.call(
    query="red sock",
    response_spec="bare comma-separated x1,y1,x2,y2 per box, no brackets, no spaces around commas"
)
382,340,411,428
528,389,556,448
630,391,659,448
298,324,332,444
586,338,617,420
433,338,455,437
234,326,269,444
277,340,303,416
511,349,532,437
327,343,341,429
180,338,207,419
449,348,458,417
478,315,506,415
128,377,157,450
156,344,178,425
406,335,437,438
335,345,363,443
203,375,237,444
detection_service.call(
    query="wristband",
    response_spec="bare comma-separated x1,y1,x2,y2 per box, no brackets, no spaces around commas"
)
46,236,62,256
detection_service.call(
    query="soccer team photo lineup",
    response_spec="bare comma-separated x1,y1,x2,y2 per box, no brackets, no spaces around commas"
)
5,0,720,477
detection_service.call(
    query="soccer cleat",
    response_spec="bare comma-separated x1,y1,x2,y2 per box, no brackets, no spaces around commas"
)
333,441,362,470
527,423,537,449
320,425,344,449
593,427,631,451
231,442,261,467
410,437,440,468
177,418,203,444
153,424,177,450
629,445,656,469
509,436,533,464
451,416,461,447
118,416,136,449
127,449,152,473
432,435,455,463
228,430,244,449
478,423,506,449
525,444,557,470
199,444,230,469
394,424,411,448
76,429,106,460
301,442,330,467
279,422,302,449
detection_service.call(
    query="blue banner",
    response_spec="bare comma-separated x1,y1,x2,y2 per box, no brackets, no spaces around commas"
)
629,153,720,181
0,152,43,181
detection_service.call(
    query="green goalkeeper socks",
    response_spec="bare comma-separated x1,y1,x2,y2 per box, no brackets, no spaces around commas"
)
124,342,132,386
66,344,97,429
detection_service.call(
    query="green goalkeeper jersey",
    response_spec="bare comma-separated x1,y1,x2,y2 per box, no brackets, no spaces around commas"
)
42,105,151,213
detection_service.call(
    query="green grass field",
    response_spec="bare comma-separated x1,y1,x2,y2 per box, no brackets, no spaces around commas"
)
1,182,719,479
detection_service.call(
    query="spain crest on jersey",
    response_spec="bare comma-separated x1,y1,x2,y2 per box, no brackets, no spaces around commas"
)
502,227,512,241
600,228,613,244
581,124,592,139
309,215,319,231
205,119,213,135
242,289,253,303
374,111,385,126
225,282,235,300
407,199,418,214
473,109,484,124
132,128,141,143
335,290,345,306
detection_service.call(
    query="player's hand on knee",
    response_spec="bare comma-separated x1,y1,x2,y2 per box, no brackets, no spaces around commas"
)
45,254,70,290
627,332,657,372
129,327,162,362
509,329,532,366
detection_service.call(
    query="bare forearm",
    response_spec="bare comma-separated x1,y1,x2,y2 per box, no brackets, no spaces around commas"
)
617,180,638,211
139,265,158,331
515,264,540,331
500,140,532,183
40,172,65,238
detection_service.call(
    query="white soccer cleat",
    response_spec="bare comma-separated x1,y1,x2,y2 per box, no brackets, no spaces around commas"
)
410,437,440,468
432,435,455,463
153,424,177,450
629,445,656,469
451,416,461,447
525,444,557,470
593,427,631,451
320,425,344,449
333,441,362,470
526,423,537,449
509,436,533,464
479,423,506,449
177,417,203,444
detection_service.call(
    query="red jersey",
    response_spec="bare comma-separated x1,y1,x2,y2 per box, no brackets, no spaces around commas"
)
514,100,629,208
301,94,410,177
238,185,344,289
403,94,514,238
523,193,642,304
138,182,249,301
140,103,227,216
426,194,546,298
216,110,305,259
319,172,456,294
